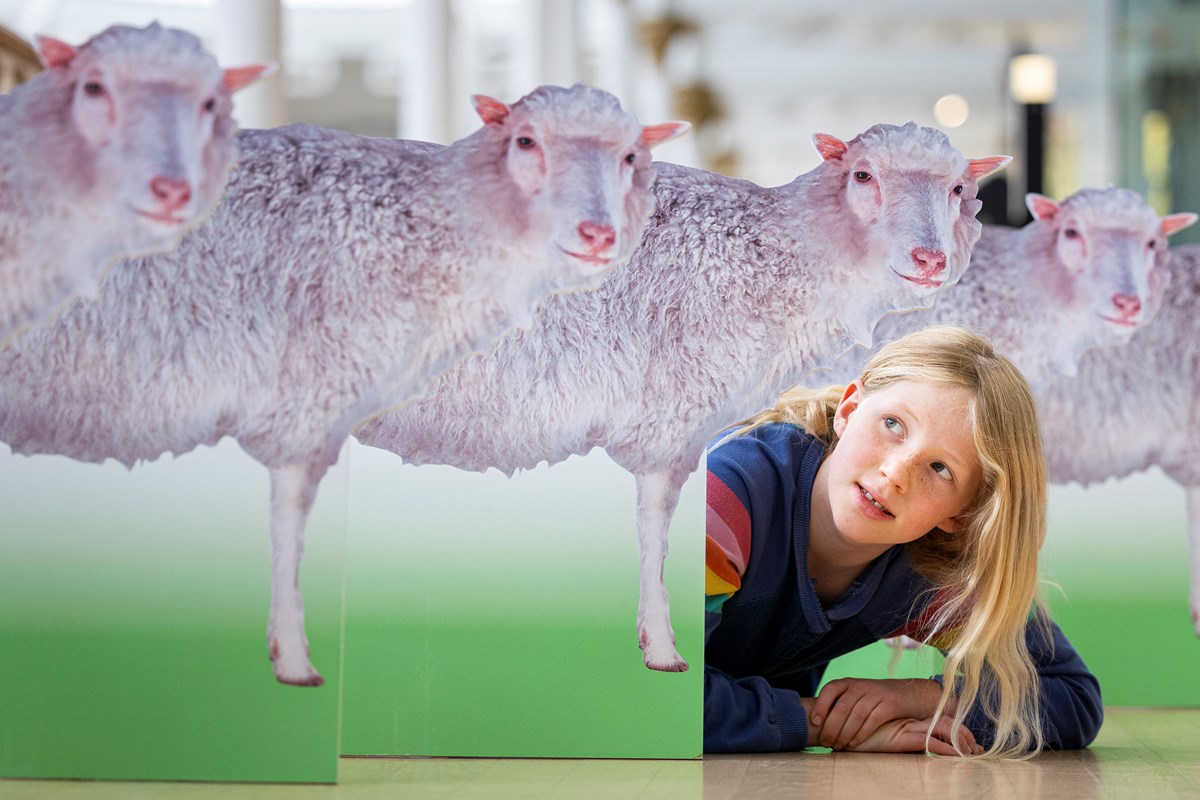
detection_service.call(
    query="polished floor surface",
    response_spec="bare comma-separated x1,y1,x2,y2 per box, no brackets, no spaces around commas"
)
1,708,1197,799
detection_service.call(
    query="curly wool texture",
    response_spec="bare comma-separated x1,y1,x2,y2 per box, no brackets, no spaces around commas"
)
356,122,986,478
1037,244,1200,487
820,187,1175,390
0,84,656,472
0,22,238,341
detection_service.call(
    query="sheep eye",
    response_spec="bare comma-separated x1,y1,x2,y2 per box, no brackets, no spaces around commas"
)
953,185,964,195
1063,228,1080,239
625,152,636,164
203,97,216,112
516,136,536,149
83,81,105,97
853,170,872,182
1147,239,1157,250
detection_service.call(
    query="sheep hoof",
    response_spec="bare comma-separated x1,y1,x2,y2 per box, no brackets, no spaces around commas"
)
269,638,325,686
274,661,325,687
641,642,689,672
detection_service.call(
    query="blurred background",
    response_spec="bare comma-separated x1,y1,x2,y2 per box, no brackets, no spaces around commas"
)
2,0,1198,235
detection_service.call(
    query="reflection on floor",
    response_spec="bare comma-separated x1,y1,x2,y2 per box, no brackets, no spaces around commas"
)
1,708,1197,799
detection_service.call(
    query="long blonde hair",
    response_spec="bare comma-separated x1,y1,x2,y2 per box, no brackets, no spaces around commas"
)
738,324,1049,758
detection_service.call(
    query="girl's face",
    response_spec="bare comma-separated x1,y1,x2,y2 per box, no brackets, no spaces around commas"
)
822,379,982,549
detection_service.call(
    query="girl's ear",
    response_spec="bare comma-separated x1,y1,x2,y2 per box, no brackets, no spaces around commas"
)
935,511,972,534
832,380,863,438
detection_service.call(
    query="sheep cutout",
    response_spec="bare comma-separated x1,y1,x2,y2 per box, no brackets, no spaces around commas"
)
816,187,1197,391
0,22,270,343
0,83,688,686
354,122,1008,672
1034,242,1200,635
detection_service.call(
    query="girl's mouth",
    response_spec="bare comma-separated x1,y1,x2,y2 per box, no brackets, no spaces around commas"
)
859,485,894,517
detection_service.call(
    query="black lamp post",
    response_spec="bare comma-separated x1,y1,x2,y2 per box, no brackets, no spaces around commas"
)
1009,53,1057,221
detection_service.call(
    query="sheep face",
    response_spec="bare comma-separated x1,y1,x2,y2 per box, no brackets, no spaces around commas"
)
36,23,267,257
814,123,1008,303
473,85,687,294
1030,188,1197,344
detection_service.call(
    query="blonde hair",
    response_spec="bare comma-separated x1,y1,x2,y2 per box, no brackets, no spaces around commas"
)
737,324,1048,758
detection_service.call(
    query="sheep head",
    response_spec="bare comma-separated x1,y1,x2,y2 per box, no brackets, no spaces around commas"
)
812,121,1008,305
1028,187,1196,343
33,22,271,256
470,83,688,295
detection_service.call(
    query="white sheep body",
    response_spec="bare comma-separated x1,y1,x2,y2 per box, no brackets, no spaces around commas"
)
818,188,1196,390
354,122,1008,672
0,22,266,343
0,84,681,686
1035,244,1200,632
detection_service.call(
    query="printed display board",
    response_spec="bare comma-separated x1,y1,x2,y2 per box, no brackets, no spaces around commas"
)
340,441,704,759
0,442,346,783
1040,472,1199,705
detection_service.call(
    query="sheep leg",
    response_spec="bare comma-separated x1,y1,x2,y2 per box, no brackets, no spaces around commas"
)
634,469,688,672
1187,486,1200,636
267,462,325,687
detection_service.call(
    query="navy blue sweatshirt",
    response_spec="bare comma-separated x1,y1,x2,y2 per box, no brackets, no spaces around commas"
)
704,423,1103,753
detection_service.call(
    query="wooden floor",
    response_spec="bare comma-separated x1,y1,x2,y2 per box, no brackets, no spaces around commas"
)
1,708,1197,799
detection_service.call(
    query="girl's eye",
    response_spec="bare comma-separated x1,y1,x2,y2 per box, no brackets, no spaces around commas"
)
884,416,903,435
516,136,536,149
932,462,954,482
854,170,872,183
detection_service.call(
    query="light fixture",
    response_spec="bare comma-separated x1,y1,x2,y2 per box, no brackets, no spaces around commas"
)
1008,53,1057,105
933,94,970,128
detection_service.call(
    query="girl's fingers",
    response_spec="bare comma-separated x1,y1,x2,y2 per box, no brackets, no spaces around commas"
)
835,698,881,749
928,717,981,756
811,681,849,726
848,703,893,748
922,730,961,756
821,692,871,747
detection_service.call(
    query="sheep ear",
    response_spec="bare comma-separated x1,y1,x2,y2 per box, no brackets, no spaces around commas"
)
968,155,1011,181
642,121,691,148
221,63,276,94
1161,212,1198,237
34,34,77,69
223,63,276,94
1026,193,1060,221
472,95,511,126
812,133,848,162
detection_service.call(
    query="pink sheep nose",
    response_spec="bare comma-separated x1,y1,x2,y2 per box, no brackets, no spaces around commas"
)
578,221,616,254
910,247,947,276
150,176,192,212
1112,293,1141,318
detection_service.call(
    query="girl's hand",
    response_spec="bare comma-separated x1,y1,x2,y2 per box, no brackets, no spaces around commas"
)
811,677,946,749
843,715,983,756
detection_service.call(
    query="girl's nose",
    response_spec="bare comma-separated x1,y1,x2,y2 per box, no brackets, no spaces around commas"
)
880,453,914,491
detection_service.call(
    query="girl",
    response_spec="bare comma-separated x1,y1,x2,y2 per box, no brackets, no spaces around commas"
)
704,324,1102,757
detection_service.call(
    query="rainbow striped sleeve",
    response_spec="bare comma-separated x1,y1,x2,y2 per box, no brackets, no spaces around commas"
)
706,468,753,615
